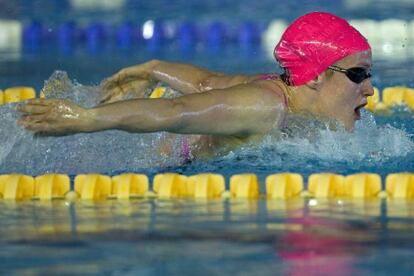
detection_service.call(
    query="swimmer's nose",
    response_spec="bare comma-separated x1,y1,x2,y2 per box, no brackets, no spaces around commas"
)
362,79,374,97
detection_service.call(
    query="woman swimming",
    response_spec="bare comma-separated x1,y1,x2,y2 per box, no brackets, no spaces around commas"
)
17,12,374,159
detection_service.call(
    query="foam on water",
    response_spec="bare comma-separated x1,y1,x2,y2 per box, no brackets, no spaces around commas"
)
281,110,414,162
0,71,413,175
216,110,414,173
0,72,184,175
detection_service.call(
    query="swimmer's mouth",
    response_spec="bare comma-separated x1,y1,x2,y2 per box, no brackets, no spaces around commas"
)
354,102,367,120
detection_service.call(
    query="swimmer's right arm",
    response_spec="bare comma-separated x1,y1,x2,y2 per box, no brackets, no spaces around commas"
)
18,81,286,136
101,60,255,101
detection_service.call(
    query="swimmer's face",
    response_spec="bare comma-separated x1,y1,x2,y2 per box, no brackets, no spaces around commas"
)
318,50,374,130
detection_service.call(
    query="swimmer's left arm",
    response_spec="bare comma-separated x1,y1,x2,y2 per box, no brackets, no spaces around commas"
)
17,81,286,136
101,60,257,103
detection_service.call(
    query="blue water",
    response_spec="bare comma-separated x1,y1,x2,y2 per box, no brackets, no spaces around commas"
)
1,0,414,275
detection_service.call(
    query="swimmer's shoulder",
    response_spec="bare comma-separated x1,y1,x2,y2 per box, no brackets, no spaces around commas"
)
249,74,289,110
229,76,289,133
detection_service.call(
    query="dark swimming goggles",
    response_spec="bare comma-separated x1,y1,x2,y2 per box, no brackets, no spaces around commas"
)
328,65,371,84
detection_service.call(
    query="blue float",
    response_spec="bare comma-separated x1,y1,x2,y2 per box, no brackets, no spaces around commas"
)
177,22,197,50
21,20,266,53
116,22,135,49
85,22,107,52
23,21,43,48
206,22,227,49
238,22,261,47
57,21,77,52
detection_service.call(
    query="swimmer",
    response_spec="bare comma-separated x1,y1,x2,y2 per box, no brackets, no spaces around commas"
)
17,12,374,159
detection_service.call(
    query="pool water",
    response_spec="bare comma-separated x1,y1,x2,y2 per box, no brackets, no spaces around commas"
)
1,199,414,275
1,0,414,275
1,56,413,276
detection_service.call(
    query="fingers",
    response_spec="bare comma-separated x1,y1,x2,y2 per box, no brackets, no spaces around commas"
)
17,99,59,131
18,113,48,128
16,98,60,116
101,66,144,91
16,98,83,136
20,113,47,121
99,86,124,104
99,79,151,104
101,72,123,91
17,98,58,108
17,119,49,134
18,110,64,135
17,104,51,114
126,79,151,91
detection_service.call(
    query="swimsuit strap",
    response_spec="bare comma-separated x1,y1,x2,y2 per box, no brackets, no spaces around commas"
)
256,73,280,81
273,78,293,111
257,74,291,111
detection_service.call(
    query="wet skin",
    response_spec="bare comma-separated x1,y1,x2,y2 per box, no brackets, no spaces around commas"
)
17,53,373,157
307,50,374,130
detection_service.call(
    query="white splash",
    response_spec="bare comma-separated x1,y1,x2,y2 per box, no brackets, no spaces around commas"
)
0,71,184,175
220,109,414,169
0,71,413,175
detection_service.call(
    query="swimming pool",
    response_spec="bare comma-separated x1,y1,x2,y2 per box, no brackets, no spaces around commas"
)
1,0,414,275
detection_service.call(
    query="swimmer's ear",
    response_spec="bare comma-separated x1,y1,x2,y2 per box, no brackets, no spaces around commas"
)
305,74,324,91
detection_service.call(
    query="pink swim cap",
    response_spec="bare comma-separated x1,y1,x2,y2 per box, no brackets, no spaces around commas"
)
274,12,371,86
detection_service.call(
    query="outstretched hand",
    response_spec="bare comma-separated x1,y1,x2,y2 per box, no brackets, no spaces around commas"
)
99,78,150,104
100,61,157,104
17,98,94,136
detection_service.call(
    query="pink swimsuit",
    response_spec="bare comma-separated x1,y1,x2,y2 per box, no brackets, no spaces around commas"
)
180,136,192,164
